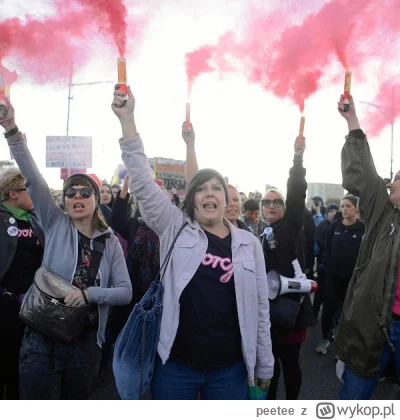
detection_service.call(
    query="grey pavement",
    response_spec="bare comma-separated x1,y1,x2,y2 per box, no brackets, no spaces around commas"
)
90,319,400,400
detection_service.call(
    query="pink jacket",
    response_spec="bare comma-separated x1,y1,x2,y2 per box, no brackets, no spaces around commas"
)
120,135,274,383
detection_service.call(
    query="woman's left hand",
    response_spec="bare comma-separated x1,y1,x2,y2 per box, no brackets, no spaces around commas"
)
294,135,306,156
112,85,135,120
256,378,271,389
64,289,88,307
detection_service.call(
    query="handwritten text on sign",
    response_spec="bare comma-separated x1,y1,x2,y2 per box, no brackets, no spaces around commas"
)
46,136,92,169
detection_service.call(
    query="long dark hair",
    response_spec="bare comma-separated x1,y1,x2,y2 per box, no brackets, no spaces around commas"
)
101,183,115,209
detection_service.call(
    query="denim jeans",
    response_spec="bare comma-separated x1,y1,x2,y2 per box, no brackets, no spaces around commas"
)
151,356,247,400
340,320,400,400
19,327,102,400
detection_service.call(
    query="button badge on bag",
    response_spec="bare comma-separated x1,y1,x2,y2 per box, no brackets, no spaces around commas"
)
9,217,16,225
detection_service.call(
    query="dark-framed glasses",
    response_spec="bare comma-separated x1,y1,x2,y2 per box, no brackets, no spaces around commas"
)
65,187,94,199
262,199,284,208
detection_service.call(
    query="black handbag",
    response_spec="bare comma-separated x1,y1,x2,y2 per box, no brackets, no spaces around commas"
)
269,294,303,329
19,234,108,342
269,293,316,331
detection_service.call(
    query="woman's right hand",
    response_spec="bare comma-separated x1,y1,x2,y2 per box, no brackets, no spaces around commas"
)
120,173,129,199
0,99,16,131
337,94,361,131
112,85,135,120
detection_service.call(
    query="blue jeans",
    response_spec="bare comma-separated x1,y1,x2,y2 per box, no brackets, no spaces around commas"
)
340,320,400,400
152,356,247,400
19,328,102,400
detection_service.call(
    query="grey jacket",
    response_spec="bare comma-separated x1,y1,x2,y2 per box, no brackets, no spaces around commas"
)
120,135,274,383
7,132,132,346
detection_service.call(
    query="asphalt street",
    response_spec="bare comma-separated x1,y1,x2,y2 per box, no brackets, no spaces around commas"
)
90,319,400,400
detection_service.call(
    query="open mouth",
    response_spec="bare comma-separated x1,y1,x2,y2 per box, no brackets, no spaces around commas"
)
73,203,85,209
203,202,217,210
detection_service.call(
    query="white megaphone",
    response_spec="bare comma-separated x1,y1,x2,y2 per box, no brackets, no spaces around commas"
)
267,260,318,301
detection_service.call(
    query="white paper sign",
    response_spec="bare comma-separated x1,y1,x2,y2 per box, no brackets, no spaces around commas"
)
46,136,92,168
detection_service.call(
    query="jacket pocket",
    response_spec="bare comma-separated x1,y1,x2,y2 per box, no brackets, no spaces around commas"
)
242,260,256,273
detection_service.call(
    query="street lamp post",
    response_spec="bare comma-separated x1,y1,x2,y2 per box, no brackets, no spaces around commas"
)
360,86,397,182
65,67,113,178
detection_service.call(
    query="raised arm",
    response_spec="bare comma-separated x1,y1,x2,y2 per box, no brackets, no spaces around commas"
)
1,101,62,233
112,87,183,237
338,95,390,226
182,122,199,183
284,135,307,232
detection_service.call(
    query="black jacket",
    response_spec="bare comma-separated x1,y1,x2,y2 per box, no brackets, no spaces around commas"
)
109,192,160,341
315,219,331,263
0,203,44,284
324,219,365,285
262,157,307,278
302,208,315,276
111,192,160,302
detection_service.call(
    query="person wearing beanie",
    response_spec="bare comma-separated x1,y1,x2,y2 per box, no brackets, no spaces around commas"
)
313,203,340,320
112,87,273,400
1,101,132,400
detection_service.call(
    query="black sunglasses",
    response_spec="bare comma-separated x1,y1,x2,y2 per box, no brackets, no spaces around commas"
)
65,187,94,199
262,199,284,208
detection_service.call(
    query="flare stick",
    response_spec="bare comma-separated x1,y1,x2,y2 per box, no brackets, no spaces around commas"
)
0,72,8,118
185,102,191,128
117,57,128,96
299,115,305,136
343,70,352,112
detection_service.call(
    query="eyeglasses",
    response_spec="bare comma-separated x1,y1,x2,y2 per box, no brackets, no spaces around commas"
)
7,188,27,196
65,187,94,199
262,199,284,208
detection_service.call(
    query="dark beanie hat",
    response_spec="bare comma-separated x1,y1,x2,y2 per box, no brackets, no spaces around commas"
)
63,174,101,204
326,204,339,213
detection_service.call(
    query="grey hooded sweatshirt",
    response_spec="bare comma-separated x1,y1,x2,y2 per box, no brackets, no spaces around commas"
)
7,131,132,346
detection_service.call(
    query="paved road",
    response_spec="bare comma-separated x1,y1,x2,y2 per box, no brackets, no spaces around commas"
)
90,319,400,400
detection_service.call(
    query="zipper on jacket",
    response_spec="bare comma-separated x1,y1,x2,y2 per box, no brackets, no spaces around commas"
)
71,227,79,282
380,215,400,349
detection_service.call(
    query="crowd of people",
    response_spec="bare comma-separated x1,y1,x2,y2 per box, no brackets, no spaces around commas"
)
0,88,399,400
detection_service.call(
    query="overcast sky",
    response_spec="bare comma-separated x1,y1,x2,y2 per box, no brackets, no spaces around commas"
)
1,0,399,194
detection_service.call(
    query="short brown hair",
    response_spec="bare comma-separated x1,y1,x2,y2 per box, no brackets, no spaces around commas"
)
342,194,358,208
0,168,25,201
181,169,229,221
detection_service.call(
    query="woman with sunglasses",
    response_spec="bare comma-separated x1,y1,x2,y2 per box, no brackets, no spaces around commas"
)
0,168,44,399
112,87,273,400
0,102,132,400
261,135,310,400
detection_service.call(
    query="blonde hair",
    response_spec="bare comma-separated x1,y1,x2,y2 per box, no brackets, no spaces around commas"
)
0,168,25,201
264,188,286,207
93,206,109,231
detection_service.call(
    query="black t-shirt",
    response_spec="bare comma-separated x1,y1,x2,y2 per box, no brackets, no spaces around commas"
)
72,232,100,330
170,229,243,368
2,219,43,296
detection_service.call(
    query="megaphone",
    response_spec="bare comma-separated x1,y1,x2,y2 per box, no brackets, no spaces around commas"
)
267,260,318,300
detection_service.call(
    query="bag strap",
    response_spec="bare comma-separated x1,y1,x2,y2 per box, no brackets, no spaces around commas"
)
155,222,188,285
87,233,110,283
